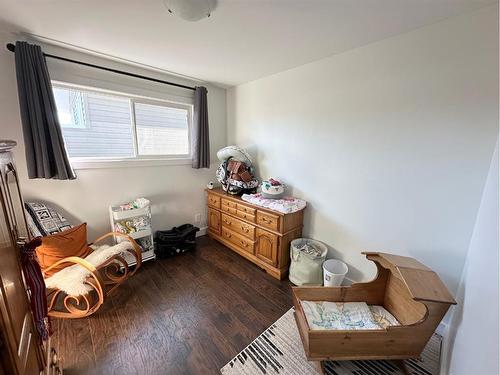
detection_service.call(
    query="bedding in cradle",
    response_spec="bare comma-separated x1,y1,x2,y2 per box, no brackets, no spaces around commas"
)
301,301,400,331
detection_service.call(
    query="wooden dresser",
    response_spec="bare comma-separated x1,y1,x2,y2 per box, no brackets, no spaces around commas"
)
206,188,304,280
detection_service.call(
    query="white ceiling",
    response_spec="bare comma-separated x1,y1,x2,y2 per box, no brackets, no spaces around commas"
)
0,0,495,87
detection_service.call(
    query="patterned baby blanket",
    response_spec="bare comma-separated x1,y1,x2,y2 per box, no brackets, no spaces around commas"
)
301,301,400,330
241,193,306,214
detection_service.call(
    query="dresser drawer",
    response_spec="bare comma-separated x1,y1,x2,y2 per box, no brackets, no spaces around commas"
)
222,213,255,240
256,211,280,231
207,193,221,209
221,204,237,215
221,198,237,208
236,209,255,222
237,203,256,216
221,227,255,254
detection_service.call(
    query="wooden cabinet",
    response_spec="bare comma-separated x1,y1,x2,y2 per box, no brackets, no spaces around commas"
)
208,207,221,235
206,188,304,280
255,229,278,266
0,142,61,375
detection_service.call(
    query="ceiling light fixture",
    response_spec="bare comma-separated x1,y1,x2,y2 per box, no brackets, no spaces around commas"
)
163,0,217,22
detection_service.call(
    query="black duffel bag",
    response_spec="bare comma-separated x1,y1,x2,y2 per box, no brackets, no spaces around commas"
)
154,224,200,259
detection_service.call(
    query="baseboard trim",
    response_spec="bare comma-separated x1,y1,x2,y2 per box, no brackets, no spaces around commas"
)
439,321,452,375
196,226,208,237
435,321,448,337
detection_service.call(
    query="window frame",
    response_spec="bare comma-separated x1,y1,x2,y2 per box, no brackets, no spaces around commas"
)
52,81,194,169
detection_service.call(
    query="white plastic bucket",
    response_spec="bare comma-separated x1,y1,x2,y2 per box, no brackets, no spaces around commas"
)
323,259,348,286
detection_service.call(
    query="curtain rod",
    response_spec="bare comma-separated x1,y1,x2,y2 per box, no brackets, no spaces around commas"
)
6,43,196,91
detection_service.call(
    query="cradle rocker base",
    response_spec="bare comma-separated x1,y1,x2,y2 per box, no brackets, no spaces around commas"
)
313,360,411,375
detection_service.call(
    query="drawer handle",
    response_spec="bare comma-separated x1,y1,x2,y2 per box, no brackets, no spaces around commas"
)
241,241,247,247
224,219,231,225
261,217,272,224
225,233,232,238
242,227,249,233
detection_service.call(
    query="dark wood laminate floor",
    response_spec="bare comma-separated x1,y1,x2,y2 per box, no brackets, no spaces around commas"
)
52,235,294,375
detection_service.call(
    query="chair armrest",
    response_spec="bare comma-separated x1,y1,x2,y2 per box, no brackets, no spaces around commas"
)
92,232,143,268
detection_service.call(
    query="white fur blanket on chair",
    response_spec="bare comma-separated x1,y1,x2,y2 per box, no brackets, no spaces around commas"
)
44,242,134,296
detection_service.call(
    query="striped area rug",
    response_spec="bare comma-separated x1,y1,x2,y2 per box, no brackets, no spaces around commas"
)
220,308,441,375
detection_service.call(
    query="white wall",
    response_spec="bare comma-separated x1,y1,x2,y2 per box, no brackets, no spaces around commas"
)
227,5,498,293
0,29,227,239
445,141,499,375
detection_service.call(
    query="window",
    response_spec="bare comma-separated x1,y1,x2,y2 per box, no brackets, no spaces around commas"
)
134,102,189,156
53,88,89,129
52,84,192,163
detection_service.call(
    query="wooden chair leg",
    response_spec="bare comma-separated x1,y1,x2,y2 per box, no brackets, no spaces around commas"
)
98,253,137,295
47,276,105,319
48,293,103,319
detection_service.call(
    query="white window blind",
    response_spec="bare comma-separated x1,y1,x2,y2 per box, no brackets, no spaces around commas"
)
52,84,192,161
134,102,189,156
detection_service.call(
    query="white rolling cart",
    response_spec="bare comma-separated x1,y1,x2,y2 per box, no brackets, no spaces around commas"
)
109,200,156,266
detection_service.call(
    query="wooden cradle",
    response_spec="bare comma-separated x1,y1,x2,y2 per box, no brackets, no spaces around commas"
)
293,252,456,362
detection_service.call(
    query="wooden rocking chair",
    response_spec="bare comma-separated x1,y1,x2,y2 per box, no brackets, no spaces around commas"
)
24,202,143,318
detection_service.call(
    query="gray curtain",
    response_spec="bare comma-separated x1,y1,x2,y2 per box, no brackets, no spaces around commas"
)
14,41,75,180
192,86,210,169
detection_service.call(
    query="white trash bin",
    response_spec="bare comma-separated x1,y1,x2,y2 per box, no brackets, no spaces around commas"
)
289,238,328,286
323,259,348,286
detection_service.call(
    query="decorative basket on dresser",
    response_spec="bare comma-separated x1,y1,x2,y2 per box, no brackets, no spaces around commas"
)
206,188,304,280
